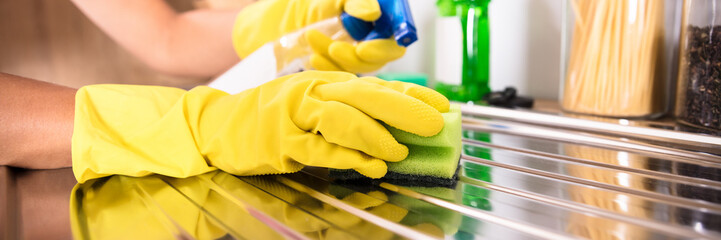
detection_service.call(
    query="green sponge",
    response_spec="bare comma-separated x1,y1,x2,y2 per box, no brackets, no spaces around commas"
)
330,104,462,187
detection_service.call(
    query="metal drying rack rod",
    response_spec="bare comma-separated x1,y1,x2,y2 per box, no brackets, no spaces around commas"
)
460,104,721,154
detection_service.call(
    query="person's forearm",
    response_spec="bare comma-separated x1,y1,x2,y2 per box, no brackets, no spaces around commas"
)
0,73,75,169
71,0,242,78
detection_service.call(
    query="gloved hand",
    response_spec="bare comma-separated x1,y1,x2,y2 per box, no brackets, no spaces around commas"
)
231,0,406,74
72,71,449,183
306,29,406,73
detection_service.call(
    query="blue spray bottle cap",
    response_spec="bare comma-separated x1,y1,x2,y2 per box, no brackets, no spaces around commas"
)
389,0,418,47
340,13,374,40
340,0,418,47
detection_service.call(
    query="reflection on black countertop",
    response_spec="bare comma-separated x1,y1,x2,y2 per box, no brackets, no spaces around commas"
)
1,166,76,240
70,170,463,239
3,115,721,239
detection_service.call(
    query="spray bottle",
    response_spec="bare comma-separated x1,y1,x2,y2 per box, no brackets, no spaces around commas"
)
434,0,491,103
210,0,418,94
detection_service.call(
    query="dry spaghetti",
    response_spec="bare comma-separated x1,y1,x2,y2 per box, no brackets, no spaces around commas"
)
563,0,665,117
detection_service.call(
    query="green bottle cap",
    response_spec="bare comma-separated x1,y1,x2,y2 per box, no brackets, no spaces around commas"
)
376,72,428,87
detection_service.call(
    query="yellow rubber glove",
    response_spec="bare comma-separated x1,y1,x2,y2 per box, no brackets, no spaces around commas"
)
306,29,406,73
232,0,382,59
72,71,449,183
231,0,406,74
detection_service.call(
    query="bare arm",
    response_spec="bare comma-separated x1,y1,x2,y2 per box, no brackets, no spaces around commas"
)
0,73,75,169
71,0,244,78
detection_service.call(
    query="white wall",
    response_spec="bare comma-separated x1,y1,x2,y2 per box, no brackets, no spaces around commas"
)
382,0,563,100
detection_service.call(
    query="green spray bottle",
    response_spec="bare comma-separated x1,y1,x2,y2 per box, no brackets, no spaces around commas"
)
434,0,491,102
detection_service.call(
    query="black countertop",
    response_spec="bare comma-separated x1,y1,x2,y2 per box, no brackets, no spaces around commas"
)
2,105,721,239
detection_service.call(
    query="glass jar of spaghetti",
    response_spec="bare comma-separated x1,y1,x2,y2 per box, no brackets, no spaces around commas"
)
560,0,675,118
676,0,721,134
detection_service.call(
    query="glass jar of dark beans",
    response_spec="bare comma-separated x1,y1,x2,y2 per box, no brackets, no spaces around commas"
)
676,1,721,134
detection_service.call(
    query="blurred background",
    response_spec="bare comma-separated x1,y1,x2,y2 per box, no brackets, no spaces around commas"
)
0,0,249,88
0,0,562,99
385,0,562,100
